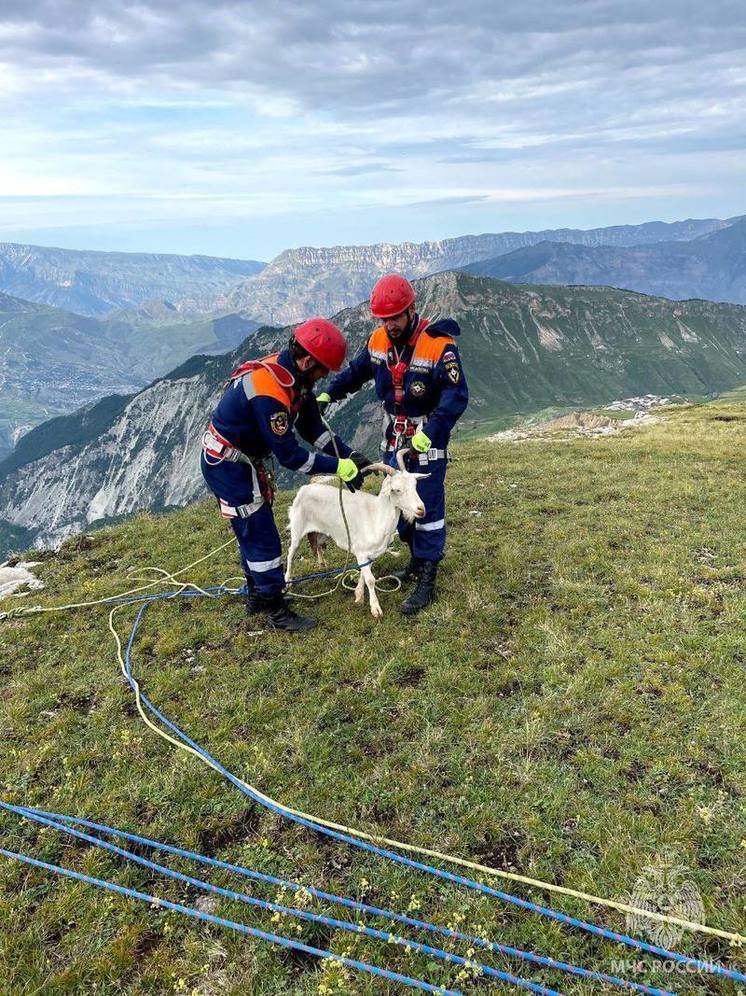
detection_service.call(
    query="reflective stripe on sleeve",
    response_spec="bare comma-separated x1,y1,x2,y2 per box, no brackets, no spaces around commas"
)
298,453,315,473
313,429,332,449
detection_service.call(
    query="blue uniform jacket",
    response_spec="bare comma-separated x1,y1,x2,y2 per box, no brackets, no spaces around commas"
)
209,348,351,475
326,317,469,448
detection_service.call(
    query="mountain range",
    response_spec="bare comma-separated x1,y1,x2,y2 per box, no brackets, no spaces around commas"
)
216,217,732,324
1,217,729,329
463,217,746,304
3,269,746,556
0,293,258,458
0,243,265,316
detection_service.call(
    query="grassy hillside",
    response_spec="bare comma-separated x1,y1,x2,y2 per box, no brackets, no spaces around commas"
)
1,403,745,994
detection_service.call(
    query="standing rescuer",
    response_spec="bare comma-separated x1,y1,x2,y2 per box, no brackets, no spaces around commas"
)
201,318,370,632
317,274,469,614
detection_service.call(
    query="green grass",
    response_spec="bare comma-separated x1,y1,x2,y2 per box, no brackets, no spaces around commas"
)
1,403,745,994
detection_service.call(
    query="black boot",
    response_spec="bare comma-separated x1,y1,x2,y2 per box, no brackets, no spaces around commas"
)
391,556,423,585
400,561,438,616
243,576,260,615
259,593,316,633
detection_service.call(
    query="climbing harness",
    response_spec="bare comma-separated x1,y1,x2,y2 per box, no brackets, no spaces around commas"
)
226,357,295,390
387,316,429,408
202,422,276,508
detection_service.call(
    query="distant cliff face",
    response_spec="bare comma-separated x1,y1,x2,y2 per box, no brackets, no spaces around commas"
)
0,243,264,316
218,218,730,324
3,270,746,555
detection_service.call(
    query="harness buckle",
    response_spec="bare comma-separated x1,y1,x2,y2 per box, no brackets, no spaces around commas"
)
392,415,416,438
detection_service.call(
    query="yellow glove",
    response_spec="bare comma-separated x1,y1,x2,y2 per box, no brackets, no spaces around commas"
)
336,457,364,492
411,430,432,453
316,391,332,413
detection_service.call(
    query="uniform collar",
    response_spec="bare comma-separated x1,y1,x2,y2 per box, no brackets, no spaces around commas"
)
277,346,314,393
277,347,297,377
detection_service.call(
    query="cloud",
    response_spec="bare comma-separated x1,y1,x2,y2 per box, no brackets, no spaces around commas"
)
0,1,744,256
316,163,404,176
2,1,744,114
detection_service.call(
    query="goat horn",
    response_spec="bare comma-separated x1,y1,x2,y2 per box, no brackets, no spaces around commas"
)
396,448,413,472
364,461,395,476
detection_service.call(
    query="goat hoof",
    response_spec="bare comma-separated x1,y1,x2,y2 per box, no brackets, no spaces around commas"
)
371,605,384,619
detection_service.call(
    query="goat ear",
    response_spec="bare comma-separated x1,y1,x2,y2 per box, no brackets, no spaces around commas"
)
412,472,430,480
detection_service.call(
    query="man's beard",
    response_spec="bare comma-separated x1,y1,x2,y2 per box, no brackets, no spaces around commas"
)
387,316,413,343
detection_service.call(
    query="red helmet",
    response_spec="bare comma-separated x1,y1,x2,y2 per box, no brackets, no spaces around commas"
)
370,273,416,318
293,317,347,371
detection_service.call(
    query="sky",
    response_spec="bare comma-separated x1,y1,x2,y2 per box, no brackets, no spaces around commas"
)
1,0,744,261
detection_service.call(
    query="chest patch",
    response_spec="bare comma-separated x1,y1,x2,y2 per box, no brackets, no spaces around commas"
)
409,379,426,397
270,411,289,435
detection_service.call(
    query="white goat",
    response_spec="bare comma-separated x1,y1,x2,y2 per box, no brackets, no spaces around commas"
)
286,450,428,617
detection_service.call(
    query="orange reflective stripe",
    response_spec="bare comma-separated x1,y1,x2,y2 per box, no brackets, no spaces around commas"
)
245,353,294,406
368,326,389,353
413,332,455,364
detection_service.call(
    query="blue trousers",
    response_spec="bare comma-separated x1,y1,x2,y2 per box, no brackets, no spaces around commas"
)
201,453,285,596
385,450,447,562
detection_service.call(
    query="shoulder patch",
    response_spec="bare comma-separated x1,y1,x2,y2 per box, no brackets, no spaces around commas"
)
270,411,289,435
447,366,461,384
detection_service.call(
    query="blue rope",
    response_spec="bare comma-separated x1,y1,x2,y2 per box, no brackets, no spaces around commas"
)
3,803,562,996
0,847,458,995
7,803,671,996
285,559,373,586
119,589,746,986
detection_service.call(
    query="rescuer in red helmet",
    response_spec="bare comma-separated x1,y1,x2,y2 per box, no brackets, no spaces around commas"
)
201,318,370,632
317,274,469,615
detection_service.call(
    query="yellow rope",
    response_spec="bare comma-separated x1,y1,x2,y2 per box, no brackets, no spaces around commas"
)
4,538,236,618
8,533,744,946
106,590,746,946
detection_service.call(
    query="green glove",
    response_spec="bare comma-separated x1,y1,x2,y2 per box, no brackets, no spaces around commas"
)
316,391,332,413
411,430,432,453
336,457,364,492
